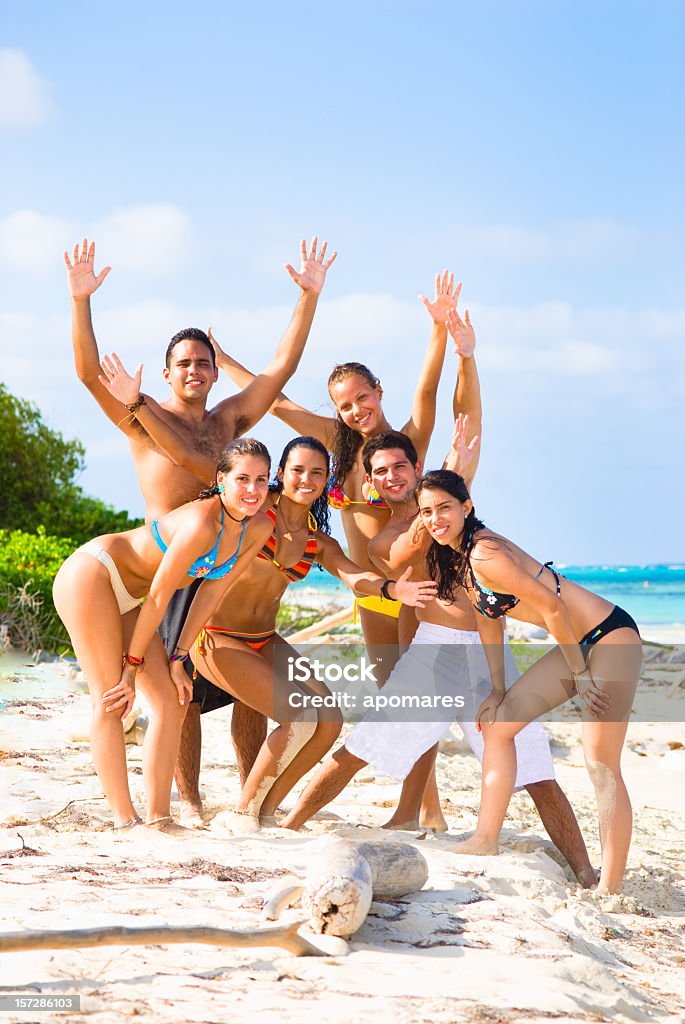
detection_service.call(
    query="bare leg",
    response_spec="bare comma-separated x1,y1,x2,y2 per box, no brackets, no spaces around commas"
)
196,638,321,830
231,702,268,786
174,701,204,824
53,555,140,827
525,780,596,887
136,635,187,823
280,745,367,830
582,630,642,893
419,762,448,831
383,744,440,829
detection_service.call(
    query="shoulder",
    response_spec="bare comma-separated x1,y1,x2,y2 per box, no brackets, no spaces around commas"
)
315,533,345,564
244,509,276,544
469,531,509,566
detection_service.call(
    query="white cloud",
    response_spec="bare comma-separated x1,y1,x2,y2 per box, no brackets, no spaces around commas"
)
0,203,193,276
0,211,70,271
98,204,193,273
450,219,638,265
0,49,51,128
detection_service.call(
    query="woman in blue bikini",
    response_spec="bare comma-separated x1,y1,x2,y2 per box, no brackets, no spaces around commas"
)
415,468,642,893
53,438,274,830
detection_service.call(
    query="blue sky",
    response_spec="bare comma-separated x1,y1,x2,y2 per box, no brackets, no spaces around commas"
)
1,1,683,563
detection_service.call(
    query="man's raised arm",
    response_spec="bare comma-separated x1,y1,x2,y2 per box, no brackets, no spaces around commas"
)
64,239,144,440
214,236,336,433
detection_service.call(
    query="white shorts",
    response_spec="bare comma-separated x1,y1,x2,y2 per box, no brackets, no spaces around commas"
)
79,541,143,615
346,621,555,789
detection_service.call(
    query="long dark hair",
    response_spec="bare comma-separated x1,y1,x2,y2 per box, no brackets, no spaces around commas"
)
198,438,271,500
415,470,485,602
327,362,381,484
270,436,332,535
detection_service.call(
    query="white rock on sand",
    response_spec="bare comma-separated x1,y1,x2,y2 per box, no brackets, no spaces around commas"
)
0,654,684,1023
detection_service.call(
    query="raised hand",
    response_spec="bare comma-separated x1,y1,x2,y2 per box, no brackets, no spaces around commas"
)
64,239,111,299
392,566,439,608
207,327,230,370
446,413,480,477
284,235,337,295
418,270,462,324
446,306,476,357
99,352,143,406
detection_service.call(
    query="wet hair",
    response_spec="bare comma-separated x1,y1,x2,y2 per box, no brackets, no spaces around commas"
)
327,362,381,484
415,469,486,602
270,436,331,535
165,328,216,369
362,430,419,476
198,438,271,500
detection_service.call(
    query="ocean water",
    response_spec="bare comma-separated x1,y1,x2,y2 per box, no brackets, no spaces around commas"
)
290,564,685,628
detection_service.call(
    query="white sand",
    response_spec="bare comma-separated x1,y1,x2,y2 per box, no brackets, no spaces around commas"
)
1,653,684,1024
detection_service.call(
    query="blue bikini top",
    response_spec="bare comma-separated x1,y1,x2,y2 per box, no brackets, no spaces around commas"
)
465,532,561,619
150,508,247,580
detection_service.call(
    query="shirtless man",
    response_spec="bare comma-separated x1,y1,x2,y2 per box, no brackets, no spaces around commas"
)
65,236,336,822
280,429,596,886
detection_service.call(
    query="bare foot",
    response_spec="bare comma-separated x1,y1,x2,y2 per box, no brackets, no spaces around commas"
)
419,813,448,833
445,834,499,856
576,865,599,889
179,802,206,829
382,818,422,832
145,816,188,835
217,809,260,835
259,814,280,828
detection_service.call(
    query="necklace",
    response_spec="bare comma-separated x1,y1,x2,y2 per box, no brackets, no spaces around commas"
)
277,497,309,542
222,502,247,524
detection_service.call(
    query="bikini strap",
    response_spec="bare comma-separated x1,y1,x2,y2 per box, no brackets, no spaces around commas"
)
541,561,561,597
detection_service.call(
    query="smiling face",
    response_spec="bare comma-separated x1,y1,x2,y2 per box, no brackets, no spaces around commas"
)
329,373,384,437
367,447,421,506
218,454,270,517
418,486,472,546
278,445,329,507
163,338,218,401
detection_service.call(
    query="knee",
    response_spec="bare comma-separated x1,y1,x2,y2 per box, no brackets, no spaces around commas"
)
525,779,559,801
584,757,619,790
316,714,343,747
290,710,319,744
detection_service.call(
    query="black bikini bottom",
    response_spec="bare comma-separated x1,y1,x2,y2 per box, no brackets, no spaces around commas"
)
579,604,640,647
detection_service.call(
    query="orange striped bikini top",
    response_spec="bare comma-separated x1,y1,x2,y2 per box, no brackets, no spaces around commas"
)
257,503,319,582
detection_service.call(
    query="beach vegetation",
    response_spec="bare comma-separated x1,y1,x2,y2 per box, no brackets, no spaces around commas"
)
0,382,142,544
0,528,74,652
0,384,144,653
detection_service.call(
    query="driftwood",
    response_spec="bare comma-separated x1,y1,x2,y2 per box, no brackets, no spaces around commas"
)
263,836,429,937
0,920,347,958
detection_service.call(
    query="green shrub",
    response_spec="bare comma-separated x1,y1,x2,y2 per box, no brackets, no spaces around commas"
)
0,528,76,652
0,382,142,545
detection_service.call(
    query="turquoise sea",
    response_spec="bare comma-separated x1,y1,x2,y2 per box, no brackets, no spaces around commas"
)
290,564,685,629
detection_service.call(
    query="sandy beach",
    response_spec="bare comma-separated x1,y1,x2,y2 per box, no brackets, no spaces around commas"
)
1,644,684,1024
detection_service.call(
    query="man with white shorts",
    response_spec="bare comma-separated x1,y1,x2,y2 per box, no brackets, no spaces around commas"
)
280,429,596,886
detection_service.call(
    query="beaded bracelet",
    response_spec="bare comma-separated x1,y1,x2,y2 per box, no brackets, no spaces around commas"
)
122,653,145,669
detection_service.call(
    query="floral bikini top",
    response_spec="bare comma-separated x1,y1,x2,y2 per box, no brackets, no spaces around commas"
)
465,532,561,619
327,480,388,511
257,503,319,582
150,508,247,580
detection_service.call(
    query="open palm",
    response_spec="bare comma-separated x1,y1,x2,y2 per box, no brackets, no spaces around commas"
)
285,236,337,295
64,239,111,299
419,270,462,324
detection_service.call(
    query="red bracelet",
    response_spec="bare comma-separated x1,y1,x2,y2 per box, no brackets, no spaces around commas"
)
122,653,145,669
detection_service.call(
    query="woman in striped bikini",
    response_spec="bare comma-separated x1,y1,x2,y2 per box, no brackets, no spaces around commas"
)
168,435,437,832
